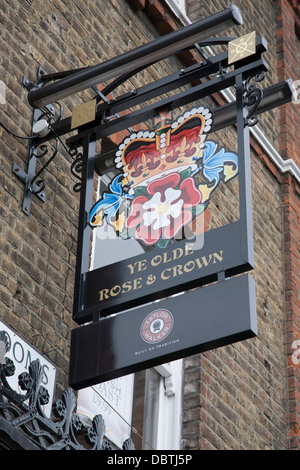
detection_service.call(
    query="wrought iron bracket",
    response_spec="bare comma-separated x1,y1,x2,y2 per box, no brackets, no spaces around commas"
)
243,70,266,127
13,67,59,215
0,332,135,450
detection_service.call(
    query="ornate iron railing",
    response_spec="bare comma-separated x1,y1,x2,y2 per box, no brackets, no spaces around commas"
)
0,331,134,450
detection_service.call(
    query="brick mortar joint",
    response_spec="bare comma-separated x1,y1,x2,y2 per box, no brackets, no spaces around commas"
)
288,0,300,20
279,0,300,38
128,0,186,32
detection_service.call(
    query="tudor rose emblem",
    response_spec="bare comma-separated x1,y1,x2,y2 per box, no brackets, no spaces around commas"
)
141,309,174,344
89,106,238,249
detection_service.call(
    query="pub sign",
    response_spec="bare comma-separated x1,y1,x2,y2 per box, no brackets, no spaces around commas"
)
67,22,267,389
84,106,241,314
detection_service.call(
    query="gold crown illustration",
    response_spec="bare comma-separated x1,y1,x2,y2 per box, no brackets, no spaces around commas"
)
114,107,213,189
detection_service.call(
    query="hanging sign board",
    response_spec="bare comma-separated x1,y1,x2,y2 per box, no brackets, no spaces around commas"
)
0,319,56,417
67,26,270,387
69,92,257,387
69,94,257,387
74,104,254,322
85,222,246,315
69,273,256,389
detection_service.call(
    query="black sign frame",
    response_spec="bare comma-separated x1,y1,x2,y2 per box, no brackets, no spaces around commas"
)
69,273,256,389
69,44,267,325
64,28,275,388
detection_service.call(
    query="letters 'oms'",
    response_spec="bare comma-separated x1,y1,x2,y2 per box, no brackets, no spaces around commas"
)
89,107,238,249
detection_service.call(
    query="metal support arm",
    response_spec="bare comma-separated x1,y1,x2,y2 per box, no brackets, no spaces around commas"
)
27,6,243,108
12,69,61,215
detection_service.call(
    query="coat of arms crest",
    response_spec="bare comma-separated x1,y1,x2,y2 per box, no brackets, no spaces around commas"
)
89,106,238,249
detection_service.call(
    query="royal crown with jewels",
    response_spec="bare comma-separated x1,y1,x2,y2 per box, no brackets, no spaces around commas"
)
89,105,239,249
114,107,213,189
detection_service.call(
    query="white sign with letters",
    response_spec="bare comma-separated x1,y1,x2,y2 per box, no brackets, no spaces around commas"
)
77,375,134,449
0,319,57,417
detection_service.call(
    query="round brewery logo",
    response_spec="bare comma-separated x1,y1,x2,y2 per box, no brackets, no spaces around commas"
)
140,309,174,344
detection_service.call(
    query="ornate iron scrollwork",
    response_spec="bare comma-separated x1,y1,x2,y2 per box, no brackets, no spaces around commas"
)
0,332,135,450
12,68,64,215
69,146,84,193
12,103,62,215
243,70,266,127
29,139,60,195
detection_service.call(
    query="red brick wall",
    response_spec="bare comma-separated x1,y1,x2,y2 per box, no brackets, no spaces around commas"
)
183,0,300,450
129,0,299,450
0,0,182,397
276,0,300,165
0,0,299,450
276,0,300,450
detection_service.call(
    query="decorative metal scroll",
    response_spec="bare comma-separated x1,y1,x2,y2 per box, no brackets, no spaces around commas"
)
12,101,61,215
0,332,134,450
243,70,266,127
69,146,84,193
29,139,60,195
12,69,66,215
